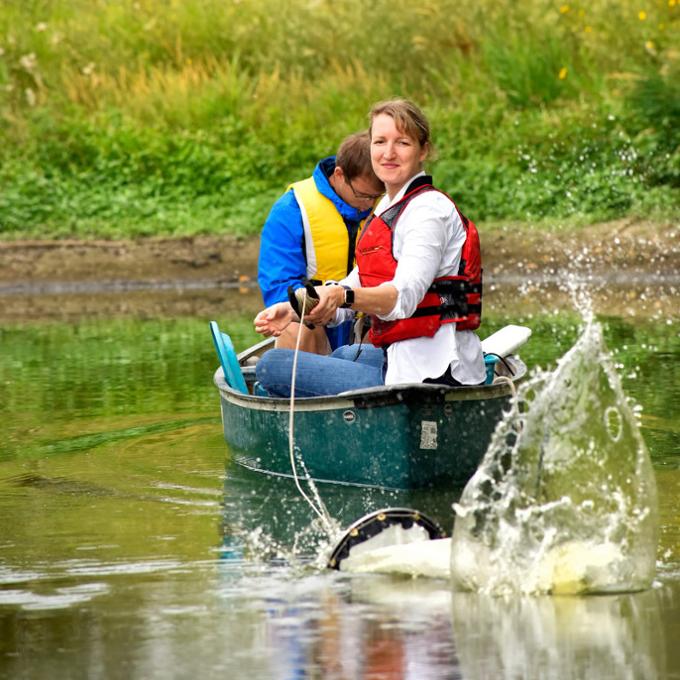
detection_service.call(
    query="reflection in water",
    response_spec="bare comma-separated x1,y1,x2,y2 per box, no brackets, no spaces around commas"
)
221,459,461,567
239,576,461,680
214,554,667,679
451,589,665,680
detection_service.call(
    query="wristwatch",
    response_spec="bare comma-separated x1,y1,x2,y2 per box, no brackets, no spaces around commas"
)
340,285,355,309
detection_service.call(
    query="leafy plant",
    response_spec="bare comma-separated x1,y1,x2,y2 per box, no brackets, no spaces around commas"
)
0,0,678,238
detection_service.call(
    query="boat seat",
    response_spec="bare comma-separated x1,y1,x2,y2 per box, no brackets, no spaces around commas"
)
209,321,248,394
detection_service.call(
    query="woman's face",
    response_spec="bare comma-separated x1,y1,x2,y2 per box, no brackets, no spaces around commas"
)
370,113,428,196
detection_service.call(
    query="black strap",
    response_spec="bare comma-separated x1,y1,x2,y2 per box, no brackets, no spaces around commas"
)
405,175,433,192
287,279,319,329
483,352,516,377
428,279,482,295
380,177,434,229
345,219,361,274
411,302,482,319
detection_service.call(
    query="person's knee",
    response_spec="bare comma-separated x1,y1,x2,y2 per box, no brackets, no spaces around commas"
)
254,350,292,397
331,343,384,370
255,349,291,383
330,344,362,361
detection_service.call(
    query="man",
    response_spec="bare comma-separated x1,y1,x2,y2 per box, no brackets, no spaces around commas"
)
258,131,384,353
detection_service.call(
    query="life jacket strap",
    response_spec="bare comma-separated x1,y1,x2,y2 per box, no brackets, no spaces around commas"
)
411,302,482,319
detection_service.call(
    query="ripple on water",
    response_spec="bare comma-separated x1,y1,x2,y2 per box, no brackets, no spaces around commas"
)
0,566,48,585
61,558,185,577
0,582,110,611
153,482,222,496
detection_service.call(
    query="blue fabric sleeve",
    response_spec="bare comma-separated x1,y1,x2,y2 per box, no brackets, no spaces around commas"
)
257,190,307,306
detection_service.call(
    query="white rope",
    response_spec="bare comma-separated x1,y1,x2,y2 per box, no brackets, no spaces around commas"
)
493,374,518,403
288,292,334,533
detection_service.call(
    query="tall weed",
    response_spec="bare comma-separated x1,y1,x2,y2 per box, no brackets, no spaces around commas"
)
0,0,678,237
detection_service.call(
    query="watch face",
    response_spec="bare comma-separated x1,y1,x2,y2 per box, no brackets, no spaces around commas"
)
344,288,354,306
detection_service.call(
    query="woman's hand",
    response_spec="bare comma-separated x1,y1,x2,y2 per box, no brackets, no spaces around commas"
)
304,285,345,326
254,302,297,337
303,282,399,322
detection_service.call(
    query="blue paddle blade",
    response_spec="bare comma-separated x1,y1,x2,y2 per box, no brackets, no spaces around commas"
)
209,321,248,394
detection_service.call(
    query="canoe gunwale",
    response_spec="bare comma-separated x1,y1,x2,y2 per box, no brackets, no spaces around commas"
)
213,351,526,411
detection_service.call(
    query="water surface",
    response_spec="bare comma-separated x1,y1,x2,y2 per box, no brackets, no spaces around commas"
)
1,282,678,679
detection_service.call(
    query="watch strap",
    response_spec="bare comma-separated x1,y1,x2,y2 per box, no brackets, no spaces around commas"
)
340,285,354,309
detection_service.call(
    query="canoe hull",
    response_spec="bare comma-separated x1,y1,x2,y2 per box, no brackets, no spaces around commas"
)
216,360,517,490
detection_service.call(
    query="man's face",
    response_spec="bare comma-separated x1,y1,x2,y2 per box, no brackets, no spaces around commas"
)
334,168,384,211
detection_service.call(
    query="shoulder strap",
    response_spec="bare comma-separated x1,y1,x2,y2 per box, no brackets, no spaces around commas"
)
405,175,434,193
380,176,436,229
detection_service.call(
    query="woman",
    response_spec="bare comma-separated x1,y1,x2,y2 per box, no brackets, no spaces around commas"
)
254,98,486,397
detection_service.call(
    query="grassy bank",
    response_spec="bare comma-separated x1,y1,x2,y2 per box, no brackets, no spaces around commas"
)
0,0,678,238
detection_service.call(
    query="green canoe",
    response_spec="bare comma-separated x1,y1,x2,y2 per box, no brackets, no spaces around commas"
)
212,332,527,491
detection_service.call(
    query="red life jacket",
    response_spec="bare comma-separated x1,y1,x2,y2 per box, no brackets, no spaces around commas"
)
356,177,482,348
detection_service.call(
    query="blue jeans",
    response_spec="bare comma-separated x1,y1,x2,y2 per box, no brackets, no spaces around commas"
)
255,344,385,397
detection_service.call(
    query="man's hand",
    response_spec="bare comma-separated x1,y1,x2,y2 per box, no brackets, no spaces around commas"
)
254,302,297,337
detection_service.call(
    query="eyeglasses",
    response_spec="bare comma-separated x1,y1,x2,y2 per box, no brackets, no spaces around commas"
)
346,176,383,202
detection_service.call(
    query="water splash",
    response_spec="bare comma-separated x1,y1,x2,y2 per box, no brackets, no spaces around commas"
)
220,461,346,573
451,313,658,595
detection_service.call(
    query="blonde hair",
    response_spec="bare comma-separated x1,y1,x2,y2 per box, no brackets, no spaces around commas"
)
368,98,432,156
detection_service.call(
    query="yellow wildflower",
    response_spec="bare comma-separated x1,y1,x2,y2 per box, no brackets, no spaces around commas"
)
559,67,568,80
638,10,647,20
559,5,570,14
584,25,593,33
669,0,676,7
645,40,655,51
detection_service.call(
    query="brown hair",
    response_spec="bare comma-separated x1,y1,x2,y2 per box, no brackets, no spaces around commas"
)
335,130,380,183
369,98,433,156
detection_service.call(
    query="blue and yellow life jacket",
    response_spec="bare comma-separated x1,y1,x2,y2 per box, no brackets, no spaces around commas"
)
289,177,365,283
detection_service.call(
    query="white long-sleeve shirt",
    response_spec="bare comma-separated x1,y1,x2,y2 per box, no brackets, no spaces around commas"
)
337,172,486,386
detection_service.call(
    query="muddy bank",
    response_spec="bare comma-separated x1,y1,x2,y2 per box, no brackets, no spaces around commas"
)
0,234,260,290
0,220,680,292
1,219,678,288
0,219,677,323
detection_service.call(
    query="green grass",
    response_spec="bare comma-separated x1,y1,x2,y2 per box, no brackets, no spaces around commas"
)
0,0,678,238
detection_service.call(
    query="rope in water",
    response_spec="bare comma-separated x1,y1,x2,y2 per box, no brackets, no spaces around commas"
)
285,295,519,532
288,291,334,533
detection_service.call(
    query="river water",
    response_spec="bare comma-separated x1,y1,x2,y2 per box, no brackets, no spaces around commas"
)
0,280,678,679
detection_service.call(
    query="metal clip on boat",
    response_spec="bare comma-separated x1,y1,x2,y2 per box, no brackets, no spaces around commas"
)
287,280,320,329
